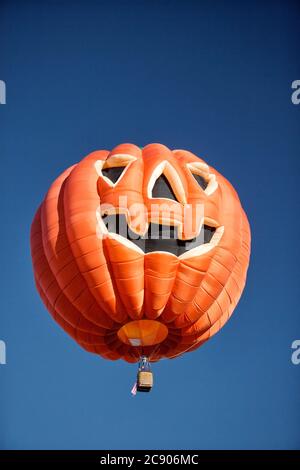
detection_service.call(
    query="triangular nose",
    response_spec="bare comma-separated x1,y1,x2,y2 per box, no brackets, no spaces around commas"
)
147,160,187,204
152,174,178,201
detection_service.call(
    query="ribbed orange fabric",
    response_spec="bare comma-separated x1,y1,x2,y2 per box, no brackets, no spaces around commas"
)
31,143,251,363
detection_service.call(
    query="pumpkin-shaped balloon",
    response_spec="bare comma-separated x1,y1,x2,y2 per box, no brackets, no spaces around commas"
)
30,143,250,363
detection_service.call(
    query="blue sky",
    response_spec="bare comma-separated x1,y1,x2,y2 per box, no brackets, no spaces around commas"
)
0,0,299,449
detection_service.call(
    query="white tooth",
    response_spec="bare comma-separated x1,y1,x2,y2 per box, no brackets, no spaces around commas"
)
177,217,204,240
127,221,149,238
179,226,224,260
179,243,214,259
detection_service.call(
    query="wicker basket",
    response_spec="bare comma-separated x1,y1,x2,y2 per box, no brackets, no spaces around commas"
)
137,371,153,391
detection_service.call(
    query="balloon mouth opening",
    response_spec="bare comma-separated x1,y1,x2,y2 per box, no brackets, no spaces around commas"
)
100,212,220,257
117,320,168,347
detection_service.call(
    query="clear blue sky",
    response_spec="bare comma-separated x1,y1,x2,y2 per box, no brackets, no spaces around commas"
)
0,0,299,450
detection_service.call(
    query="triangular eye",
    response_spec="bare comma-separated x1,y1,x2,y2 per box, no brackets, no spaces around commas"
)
102,166,126,184
191,173,208,190
152,174,178,201
148,161,186,203
95,154,137,186
187,162,212,192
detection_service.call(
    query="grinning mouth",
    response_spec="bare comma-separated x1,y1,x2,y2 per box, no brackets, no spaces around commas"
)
101,213,222,257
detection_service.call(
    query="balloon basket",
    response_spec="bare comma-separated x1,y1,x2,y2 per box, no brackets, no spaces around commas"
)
137,371,153,392
136,356,153,393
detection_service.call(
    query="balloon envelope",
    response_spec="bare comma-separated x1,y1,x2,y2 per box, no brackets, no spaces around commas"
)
30,143,251,363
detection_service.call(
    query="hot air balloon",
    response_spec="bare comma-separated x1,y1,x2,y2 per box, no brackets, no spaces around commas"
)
30,143,250,392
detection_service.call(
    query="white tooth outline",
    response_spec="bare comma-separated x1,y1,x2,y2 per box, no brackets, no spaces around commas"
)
178,225,224,259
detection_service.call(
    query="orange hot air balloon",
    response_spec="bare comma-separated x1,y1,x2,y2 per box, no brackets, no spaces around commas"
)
30,143,250,389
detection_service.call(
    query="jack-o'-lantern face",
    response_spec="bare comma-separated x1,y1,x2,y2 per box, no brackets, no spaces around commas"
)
31,143,250,363
95,145,223,259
